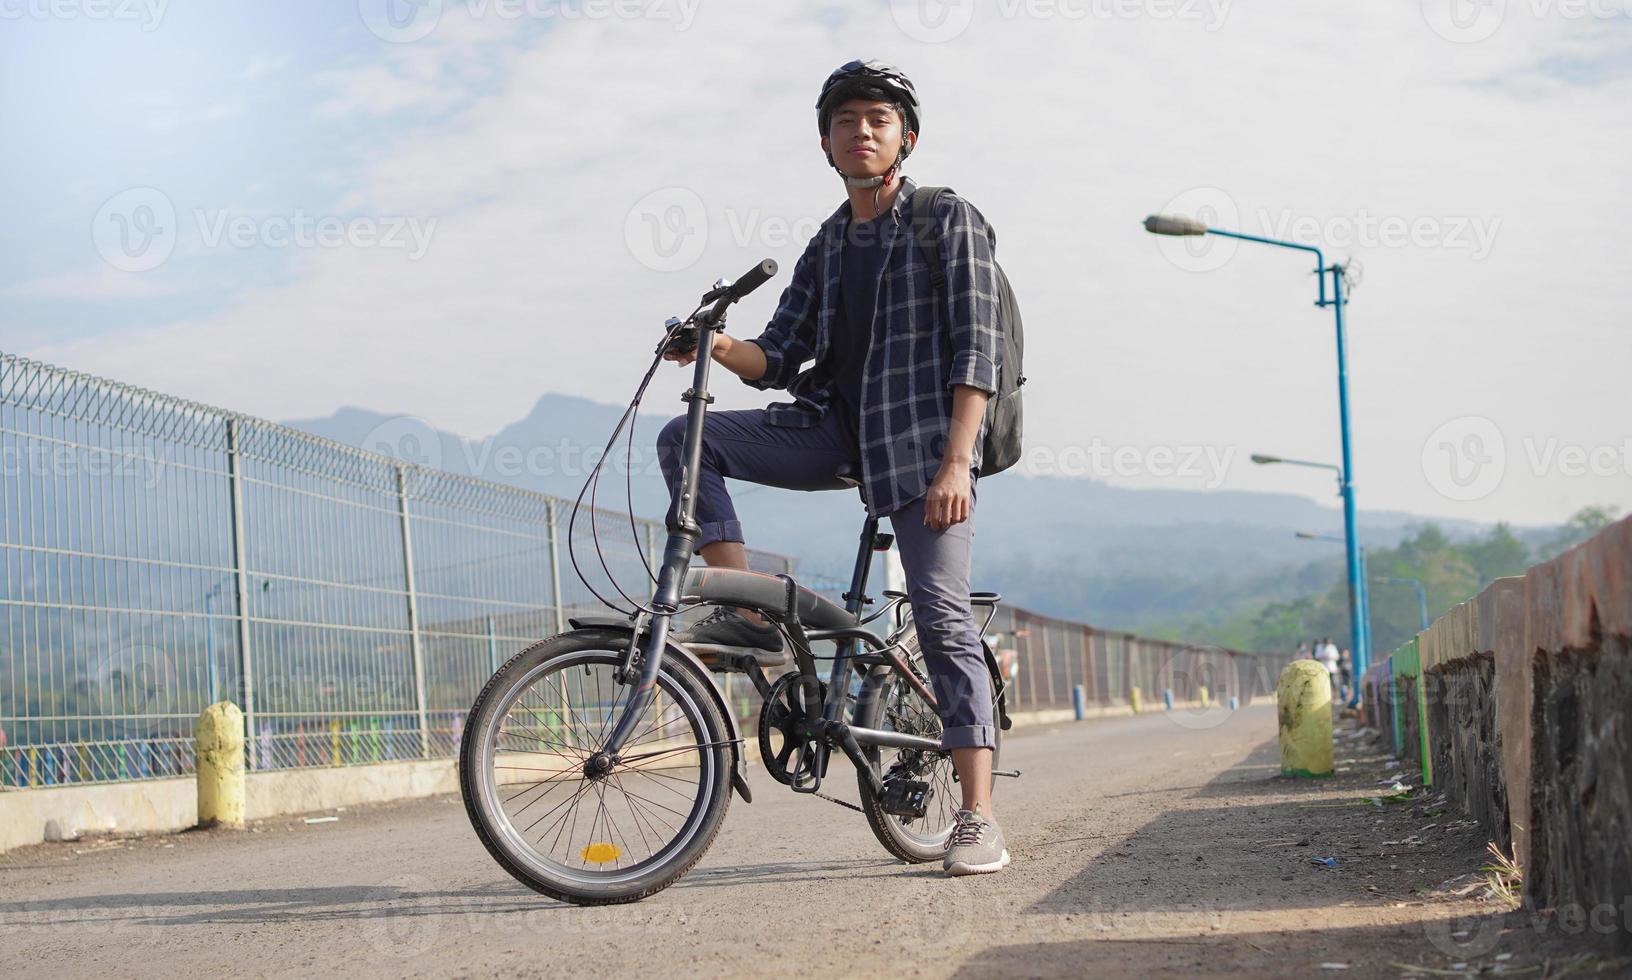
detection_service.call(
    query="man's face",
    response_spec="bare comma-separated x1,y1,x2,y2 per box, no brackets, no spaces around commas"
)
822,97,913,180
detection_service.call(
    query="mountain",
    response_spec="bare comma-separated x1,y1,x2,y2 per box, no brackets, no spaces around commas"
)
285,393,1491,629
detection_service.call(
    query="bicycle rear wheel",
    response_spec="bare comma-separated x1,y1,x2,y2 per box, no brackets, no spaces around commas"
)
853,630,1002,863
459,628,733,905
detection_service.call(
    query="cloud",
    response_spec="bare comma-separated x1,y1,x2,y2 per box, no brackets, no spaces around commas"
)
24,0,1632,524
238,53,292,82
4,267,187,300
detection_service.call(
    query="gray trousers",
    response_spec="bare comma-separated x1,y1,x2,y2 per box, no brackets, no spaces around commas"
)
657,407,996,750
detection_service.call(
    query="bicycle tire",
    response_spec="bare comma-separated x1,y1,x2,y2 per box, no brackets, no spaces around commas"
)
459,628,733,905
853,628,1003,864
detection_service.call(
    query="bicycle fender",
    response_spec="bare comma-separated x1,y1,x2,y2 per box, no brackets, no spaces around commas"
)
566,616,754,804
983,640,1013,731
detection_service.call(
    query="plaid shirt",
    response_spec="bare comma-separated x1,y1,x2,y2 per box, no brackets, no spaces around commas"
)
741,177,1003,518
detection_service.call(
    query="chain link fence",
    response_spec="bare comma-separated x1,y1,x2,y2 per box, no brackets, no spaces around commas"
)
2,352,1274,791
979,604,1280,714
0,353,789,787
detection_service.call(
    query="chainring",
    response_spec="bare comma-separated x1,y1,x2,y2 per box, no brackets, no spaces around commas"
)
757,672,827,786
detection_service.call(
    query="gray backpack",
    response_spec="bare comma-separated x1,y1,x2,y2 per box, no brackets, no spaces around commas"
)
911,186,1026,477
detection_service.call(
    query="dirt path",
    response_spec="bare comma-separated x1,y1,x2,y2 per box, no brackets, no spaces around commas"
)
2,703,1624,978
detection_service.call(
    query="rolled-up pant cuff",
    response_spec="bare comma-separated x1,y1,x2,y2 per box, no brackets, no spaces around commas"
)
939,724,997,751
696,519,744,550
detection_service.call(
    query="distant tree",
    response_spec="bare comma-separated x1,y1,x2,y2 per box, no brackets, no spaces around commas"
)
1463,523,1530,589
1536,505,1621,561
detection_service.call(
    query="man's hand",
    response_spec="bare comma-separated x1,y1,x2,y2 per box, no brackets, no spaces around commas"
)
924,461,973,531
664,330,729,367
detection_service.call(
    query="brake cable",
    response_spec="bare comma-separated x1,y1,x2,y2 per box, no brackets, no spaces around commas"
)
563,300,708,618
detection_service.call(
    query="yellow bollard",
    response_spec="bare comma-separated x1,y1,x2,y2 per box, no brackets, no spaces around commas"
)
1277,662,1333,777
1130,686,1143,714
1198,685,1211,708
196,702,246,829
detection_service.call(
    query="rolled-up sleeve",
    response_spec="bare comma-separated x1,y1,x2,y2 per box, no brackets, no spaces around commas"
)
742,238,821,392
938,196,1002,395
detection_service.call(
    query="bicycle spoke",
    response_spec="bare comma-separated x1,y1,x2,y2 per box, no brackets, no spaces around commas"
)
483,651,715,879
608,772,657,856
527,777,596,841
498,729,589,759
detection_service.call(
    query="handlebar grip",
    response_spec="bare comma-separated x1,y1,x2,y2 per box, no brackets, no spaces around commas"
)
727,259,778,301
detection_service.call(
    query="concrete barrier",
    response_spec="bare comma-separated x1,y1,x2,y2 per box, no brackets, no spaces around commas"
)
1277,661,1333,778
196,702,245,830
1369,515,1632,926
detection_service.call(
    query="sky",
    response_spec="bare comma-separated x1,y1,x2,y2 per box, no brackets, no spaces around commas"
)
2,0,1629,528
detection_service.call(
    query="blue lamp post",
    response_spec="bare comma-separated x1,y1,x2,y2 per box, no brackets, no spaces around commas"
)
1145,213,1369,699
1378,575,1431,631
1294,530,1372,702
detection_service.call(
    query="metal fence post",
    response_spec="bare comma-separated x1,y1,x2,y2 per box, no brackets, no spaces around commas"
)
1041,622,1056,706
1083,626,1096,703
225,418,259,769
396,465,432,759
547,499,567,634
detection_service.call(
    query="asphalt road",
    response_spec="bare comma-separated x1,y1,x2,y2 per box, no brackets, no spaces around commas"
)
1,704,1548,978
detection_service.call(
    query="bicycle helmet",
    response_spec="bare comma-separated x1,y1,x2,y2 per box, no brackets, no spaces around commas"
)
816,59,921,188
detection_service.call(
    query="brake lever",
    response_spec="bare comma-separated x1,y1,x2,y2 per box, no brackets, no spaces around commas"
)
658,315,698,357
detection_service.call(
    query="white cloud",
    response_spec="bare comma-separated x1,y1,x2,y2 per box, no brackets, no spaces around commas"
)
28,0,1632,525
5,267,186,300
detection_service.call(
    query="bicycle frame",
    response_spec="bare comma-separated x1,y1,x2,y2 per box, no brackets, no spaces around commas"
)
594,270,1003,798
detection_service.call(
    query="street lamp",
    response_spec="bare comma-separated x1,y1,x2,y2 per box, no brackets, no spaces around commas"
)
1147,212,1368,698
1250,454,1343,487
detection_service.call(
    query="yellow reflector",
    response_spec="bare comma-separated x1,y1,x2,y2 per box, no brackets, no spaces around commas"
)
581,842,620,864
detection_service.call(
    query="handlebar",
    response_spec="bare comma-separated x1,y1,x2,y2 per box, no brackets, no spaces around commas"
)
700,258,778,324
662,259,780,357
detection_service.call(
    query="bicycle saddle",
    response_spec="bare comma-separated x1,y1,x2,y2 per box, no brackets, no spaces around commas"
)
681,566,856,631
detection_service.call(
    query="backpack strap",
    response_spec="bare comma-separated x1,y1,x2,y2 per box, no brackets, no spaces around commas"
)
909,185,949,295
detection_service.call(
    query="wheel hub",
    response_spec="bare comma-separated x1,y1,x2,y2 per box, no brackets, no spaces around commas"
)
583,752,616,779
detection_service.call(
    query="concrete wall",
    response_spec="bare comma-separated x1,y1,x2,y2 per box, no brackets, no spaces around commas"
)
0,758,458,853
1362,515,1632,923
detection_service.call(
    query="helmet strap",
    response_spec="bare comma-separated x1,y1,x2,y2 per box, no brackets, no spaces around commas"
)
829,135,910,190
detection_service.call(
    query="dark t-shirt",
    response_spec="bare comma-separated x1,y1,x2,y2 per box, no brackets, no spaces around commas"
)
826,213,885,443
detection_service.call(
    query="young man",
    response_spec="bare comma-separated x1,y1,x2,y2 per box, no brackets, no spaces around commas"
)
657,60,1009,876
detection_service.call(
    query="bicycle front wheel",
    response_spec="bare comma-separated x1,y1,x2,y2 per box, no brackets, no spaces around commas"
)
459,628,733,905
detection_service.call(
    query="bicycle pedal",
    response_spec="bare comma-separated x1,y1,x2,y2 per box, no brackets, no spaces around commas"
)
878,777,932,818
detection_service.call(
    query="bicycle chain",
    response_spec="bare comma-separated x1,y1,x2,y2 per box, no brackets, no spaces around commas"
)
814,791,865,813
